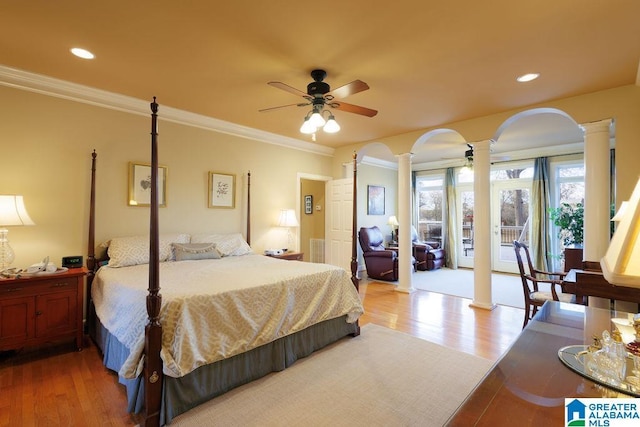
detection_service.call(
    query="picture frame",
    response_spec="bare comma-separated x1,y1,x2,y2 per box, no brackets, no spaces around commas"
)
304,195,313,214
208,171,236,208
367,185,385,215
128,162,167,207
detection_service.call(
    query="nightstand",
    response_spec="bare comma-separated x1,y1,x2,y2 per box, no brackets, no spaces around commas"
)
0,267,86,352
267,251,304,261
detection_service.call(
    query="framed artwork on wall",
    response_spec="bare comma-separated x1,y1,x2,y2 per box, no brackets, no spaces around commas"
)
304,195,313,214
208,171,236,208
367,185,385,215
128,162,167,207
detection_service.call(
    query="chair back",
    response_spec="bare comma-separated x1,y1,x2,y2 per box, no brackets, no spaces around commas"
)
358,226,386,252
411,225,423,244
513,240,537,294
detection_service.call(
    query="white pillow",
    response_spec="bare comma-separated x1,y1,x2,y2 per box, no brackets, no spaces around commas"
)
190,233,252,256
108,233,190,267
173,243,222,261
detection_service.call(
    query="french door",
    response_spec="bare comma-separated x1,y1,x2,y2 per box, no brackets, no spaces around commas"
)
456,178,531,273
492,180,530,274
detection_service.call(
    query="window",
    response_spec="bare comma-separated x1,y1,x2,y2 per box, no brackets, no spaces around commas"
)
550,160,585,269
415,174,444,244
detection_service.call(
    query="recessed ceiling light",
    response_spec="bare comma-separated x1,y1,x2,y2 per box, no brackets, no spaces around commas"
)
516,73,540,83
70,48,95,59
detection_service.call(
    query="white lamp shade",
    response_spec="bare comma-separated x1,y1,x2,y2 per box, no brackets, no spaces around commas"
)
309,111,326,128
0,195,35,226
300,118,316,134
277,209,299,227
611,201,629,222
601,178,640,287
387,215,399,227
323,116,340,133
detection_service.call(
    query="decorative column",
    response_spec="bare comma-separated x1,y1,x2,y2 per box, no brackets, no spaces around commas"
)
396,152,415,293
470,140,496,310
580,119,615,309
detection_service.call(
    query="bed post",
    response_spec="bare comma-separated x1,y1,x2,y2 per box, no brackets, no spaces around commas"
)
144,97,163,427
246,170,251,246
350,151,359,291
86,150,97,334
350,151,360,336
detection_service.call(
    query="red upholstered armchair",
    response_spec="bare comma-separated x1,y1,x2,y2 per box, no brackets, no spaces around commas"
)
358,226,398,281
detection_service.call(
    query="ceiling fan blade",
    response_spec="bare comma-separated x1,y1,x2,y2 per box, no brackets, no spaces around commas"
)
330,80,370,99
330,101,378,117
258,102,309,113
267,81,309,98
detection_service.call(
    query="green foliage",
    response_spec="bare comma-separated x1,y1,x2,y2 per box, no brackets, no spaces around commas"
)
549,202,584,246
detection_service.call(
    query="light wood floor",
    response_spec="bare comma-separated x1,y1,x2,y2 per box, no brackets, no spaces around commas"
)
0,280,525,426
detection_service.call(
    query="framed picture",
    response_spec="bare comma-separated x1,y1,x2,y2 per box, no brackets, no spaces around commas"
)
367,185,385,215
208,172,236,208
128,162,167,207
304,195,313,215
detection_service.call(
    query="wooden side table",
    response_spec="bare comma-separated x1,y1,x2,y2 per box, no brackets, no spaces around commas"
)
267,251,304,261
0,267,86,351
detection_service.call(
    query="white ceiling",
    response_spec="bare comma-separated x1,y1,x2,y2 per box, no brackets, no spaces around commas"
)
1,1,638,166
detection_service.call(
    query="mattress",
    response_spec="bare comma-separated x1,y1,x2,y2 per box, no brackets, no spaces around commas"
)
91,254,364,379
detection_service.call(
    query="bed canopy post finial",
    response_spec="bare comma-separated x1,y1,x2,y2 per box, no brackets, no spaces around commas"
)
144,96,163,427
350,151,359,291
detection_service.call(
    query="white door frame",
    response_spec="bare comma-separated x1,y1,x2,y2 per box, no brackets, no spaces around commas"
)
491,179,531,274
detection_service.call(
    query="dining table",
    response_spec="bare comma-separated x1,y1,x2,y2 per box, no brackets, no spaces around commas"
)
446,301,639,426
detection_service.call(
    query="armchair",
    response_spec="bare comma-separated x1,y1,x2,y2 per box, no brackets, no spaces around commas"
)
358,226,398,281
411,226,445,271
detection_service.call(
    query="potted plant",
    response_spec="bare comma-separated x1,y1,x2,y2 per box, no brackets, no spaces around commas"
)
549,202,584,270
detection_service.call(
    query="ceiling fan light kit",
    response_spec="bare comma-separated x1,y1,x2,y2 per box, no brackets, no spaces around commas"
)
262,69,377,137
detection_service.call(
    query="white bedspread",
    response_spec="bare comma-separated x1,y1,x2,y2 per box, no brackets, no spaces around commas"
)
92,254,364,379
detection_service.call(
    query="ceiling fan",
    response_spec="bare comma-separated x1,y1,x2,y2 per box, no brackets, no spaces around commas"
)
443,143,510,165
259,69,378,118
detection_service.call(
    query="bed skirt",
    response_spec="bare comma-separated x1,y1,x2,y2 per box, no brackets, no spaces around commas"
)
92,316,358,425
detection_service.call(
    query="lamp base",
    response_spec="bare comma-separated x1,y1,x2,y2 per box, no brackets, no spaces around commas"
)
0,228,15,271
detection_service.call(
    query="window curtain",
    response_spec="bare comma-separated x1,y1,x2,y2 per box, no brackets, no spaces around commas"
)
412,171,418,230
445,167,458,268
531,157,551,271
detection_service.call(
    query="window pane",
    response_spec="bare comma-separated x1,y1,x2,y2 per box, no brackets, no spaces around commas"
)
559,166,585,178
418,189,443,243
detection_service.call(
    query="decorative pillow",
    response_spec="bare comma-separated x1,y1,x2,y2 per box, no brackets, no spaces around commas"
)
190,233,252,256
108,233,190,267
173,243,221,261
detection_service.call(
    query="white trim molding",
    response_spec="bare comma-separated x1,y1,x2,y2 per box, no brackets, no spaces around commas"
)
0,64,335,158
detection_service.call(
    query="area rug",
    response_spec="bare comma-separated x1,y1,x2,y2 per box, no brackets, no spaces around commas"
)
171,323,492,427
412,268,525,309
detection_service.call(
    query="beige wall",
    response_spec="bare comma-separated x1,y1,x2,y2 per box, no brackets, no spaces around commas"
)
299,179,325,261
333,85,640,203
0,85,333,268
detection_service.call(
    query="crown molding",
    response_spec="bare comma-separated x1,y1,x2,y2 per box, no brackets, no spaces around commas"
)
0,64,334,158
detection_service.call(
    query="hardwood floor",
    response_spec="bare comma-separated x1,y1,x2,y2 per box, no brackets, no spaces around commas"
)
0,281,524,426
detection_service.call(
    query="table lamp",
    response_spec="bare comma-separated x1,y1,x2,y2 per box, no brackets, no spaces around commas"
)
601,178,640,287
277,209,299,251
388,215,399,243
0,195,35,270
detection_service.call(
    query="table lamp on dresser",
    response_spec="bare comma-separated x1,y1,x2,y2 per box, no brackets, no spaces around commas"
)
0,195,35,270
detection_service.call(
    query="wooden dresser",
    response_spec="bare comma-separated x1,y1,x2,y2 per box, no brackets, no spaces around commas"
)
0,268,86,352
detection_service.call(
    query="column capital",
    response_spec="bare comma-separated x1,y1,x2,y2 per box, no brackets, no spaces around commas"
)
579,118,613,135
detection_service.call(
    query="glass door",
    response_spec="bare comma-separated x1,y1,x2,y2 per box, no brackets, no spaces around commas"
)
457,187,475,268
492,180,530,273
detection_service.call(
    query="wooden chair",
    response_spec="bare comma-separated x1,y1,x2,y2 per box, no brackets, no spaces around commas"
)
513,240,576,328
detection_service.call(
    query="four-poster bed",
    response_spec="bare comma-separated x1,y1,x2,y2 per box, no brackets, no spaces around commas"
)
86,99,363,426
